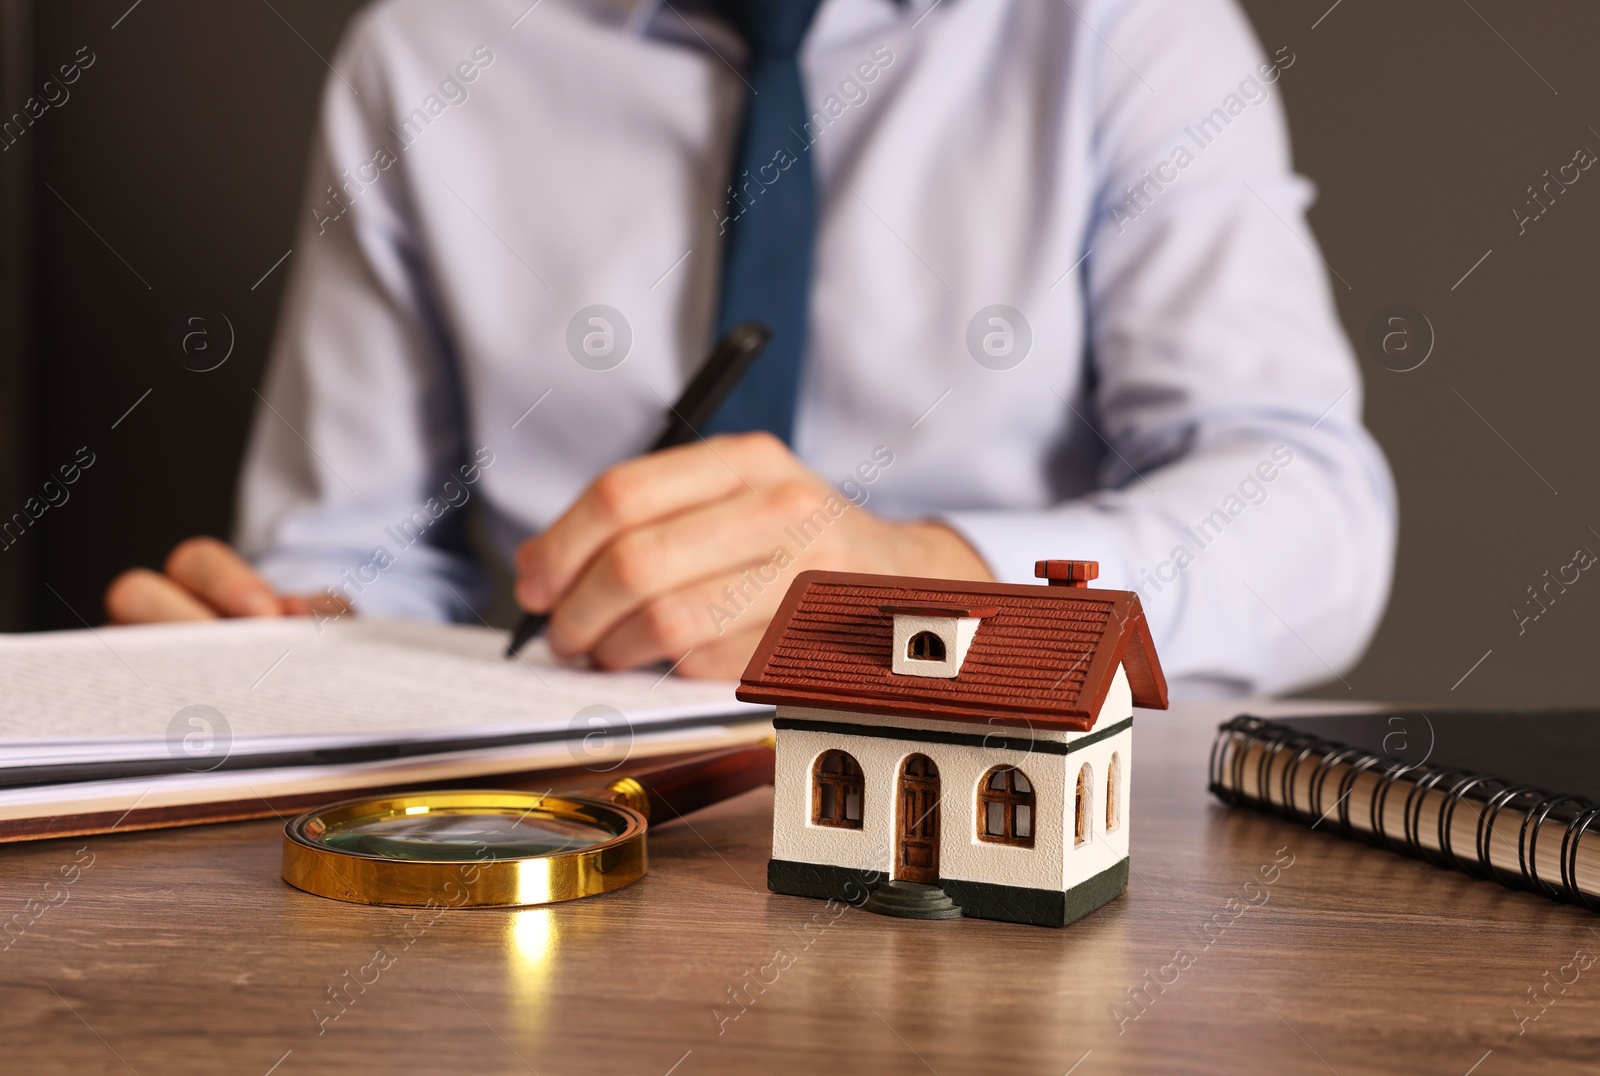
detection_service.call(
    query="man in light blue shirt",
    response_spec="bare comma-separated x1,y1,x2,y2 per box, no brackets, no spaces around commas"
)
105,0,1396,694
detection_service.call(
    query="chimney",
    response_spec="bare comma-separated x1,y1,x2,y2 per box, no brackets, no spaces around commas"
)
1035,559,1098,588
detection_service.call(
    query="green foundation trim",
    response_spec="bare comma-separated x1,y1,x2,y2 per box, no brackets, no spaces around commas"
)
767,857,1129,928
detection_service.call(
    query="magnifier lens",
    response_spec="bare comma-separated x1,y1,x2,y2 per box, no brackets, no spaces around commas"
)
284,791,650,907
313,807,625,861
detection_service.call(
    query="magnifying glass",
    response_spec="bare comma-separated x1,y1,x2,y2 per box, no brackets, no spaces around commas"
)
281,740,774,908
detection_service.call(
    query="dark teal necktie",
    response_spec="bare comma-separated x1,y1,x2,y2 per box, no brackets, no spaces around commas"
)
701,0,827,445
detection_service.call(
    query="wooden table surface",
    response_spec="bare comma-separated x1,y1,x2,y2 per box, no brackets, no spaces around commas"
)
3,698,1598,1075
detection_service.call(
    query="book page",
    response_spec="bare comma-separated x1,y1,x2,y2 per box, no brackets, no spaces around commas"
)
0,618,764,757
0,719,770,822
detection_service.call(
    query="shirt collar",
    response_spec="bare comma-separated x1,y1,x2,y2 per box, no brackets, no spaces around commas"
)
601,0,928,35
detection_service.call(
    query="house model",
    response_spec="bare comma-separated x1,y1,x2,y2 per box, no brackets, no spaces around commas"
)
736,559,1169,928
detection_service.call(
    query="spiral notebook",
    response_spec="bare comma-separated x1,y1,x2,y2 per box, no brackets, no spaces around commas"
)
1209,710,1600,910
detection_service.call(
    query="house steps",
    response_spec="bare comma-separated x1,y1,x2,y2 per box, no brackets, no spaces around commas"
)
860,879,962,920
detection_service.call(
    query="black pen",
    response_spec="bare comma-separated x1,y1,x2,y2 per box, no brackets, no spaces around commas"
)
504,321,774,658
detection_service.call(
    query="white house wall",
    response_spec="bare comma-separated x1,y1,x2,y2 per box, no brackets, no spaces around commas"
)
1058,727,1132,889
771,665,1135,894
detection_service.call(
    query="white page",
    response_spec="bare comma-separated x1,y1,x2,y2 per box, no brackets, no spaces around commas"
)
0,618,766,762
0,718,771,821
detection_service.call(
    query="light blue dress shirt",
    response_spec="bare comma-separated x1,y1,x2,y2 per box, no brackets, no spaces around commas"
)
237,0,1398,694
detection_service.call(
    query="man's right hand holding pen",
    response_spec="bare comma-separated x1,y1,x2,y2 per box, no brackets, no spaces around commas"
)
510,432,991,680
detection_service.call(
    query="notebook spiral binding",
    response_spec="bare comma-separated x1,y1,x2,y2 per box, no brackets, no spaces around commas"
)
1208,715,1600,912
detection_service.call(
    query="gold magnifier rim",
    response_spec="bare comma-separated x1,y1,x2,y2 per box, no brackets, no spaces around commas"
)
281,789,648,908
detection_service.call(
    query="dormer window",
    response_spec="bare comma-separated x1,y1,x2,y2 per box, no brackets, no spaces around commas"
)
880,602,999,679
907,632,946,662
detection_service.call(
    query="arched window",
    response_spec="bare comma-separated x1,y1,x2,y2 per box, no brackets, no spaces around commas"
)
1106,753,1122,833
813,750,863,828
1075,763,1093,847
977,767,1035,847
906,631,946,661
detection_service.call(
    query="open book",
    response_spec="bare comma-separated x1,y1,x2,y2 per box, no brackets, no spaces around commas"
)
0,618,771,840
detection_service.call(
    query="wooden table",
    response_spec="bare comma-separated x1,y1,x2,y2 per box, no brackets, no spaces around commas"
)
3,699,1597,1075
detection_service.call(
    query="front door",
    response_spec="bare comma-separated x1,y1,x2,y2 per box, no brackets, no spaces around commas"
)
895,754,941,883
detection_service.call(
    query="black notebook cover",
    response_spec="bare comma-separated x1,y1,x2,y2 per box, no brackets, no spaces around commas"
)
1268,710,1600,801
1209,709,1600,910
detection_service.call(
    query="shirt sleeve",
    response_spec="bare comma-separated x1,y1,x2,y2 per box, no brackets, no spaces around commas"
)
233,14,489,622
941,0,1397,695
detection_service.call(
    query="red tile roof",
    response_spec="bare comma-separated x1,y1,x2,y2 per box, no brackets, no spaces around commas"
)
737,571,1169,732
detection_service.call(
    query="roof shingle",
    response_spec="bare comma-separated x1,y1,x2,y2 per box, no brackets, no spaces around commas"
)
737,571,1169,731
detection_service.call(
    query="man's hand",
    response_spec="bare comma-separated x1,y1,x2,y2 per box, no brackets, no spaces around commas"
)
514,433,993,679
104,537,344,623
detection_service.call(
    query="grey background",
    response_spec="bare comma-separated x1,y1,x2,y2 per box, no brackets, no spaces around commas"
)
1,0,1596,707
